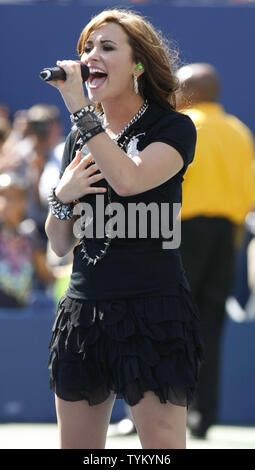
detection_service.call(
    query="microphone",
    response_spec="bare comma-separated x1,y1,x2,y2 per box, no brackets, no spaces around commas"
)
39,62,89,82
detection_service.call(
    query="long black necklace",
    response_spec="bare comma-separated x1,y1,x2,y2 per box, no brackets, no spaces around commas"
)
80,100,149,266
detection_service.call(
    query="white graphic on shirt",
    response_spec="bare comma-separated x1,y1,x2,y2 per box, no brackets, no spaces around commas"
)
126,133,146,159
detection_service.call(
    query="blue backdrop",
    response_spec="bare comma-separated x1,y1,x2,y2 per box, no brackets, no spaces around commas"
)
0,3,254,136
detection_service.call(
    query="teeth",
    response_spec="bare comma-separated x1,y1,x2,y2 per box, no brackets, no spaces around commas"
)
89,68,106,74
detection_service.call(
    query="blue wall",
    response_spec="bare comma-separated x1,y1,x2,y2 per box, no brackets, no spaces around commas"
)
0,4,255,135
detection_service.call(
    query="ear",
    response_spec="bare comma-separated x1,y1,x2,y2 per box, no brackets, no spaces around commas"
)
134,61,145,78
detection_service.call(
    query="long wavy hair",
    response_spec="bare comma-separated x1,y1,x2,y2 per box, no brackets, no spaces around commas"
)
77,8,180,112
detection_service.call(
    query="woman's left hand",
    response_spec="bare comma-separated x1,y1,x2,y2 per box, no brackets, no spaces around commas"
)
46,59,89,113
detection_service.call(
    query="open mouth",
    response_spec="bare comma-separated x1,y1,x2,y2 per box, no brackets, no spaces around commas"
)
88,69,108,89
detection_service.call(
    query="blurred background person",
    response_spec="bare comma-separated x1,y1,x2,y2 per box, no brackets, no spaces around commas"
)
176,62,255,438
0,109,29,174
1,104,64,243
0,172,57,309
22,104,64,241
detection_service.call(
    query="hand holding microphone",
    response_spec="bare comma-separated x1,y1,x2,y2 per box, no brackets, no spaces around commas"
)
40,61,89,82
40,60,90,113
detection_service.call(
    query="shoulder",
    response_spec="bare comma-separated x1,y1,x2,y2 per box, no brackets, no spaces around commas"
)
142,103,197,170
145,104,197,141
162,109,197,133
181,108,206,129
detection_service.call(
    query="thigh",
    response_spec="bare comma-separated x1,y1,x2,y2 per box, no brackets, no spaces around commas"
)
55,391,116,449
128,391,187,449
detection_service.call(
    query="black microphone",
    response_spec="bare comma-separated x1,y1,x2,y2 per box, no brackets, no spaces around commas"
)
39,62,89,82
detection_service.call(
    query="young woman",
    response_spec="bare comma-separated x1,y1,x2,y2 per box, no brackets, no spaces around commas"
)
45,8,204,449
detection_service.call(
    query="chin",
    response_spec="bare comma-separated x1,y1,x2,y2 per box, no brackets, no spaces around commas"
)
87,90,104,103
86,84,120,104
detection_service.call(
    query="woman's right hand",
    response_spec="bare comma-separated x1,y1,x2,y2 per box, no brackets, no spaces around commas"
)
55,151,107,204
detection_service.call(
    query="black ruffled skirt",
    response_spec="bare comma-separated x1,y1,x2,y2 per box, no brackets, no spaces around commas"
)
48,283,204,408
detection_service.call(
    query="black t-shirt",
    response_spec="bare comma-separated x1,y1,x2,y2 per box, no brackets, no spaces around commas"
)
58,101,197,300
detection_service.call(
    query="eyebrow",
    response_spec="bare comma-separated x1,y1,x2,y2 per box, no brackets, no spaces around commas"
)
86,39,117,46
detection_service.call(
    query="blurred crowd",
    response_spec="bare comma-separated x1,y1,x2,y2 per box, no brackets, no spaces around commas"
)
0,103,72,309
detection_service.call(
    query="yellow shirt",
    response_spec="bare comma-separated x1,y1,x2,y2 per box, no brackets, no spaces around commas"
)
180,102,255,224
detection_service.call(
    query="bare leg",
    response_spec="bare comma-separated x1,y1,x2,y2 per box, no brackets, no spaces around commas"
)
55,391,116,449
129,391,187,449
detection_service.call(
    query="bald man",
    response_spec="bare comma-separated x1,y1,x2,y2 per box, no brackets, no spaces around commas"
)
176,63,255,438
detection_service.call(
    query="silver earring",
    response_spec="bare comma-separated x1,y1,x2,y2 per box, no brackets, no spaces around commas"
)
133,75,139,94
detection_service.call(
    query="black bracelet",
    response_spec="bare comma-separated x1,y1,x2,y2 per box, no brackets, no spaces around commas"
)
70,105,96,123
48,187,74,220
76,123,105,144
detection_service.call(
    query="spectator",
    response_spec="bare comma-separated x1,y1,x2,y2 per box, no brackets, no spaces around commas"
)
0,110,30,174
2,104,64,240
0,172,56,308
2,110,29,153
24,104,64,234
176,62,255,438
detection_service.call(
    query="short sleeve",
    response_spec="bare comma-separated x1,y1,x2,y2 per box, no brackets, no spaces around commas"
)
59,129,78,179
146,112,197,173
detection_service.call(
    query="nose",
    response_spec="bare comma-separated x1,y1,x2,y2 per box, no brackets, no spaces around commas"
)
84,47,100,64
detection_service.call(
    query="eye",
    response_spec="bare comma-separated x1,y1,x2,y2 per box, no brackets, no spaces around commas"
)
83,45,115,54
103,45,114,51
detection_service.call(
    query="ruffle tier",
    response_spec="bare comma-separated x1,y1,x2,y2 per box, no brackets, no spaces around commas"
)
48,283,204,408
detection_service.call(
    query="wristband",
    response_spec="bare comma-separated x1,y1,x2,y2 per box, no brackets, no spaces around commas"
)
48,187,74,220
70,105,96,123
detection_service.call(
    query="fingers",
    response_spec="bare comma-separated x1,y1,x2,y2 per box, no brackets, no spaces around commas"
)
88,172,105,184
87,185,107,194
46,79,65,88
67,151,106,196
70,152,102,176
70,151,93,168
56,60,82,82
45,60,83,91
77,154,102,175
69,151,82,169
77,152,94,169
86,163,101,177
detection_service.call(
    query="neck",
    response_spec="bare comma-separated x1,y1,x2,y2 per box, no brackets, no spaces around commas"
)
101,94,145,135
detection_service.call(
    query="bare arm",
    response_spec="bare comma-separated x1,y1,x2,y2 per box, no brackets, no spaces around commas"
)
45,212,79,258
86,134,184,196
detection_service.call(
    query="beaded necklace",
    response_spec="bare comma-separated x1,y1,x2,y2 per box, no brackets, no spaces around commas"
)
80,99,149,266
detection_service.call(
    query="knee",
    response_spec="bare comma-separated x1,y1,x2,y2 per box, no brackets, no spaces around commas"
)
140,433,186,449
138,420,186,449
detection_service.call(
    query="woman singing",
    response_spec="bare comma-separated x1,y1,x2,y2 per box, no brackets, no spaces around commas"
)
45,8,203,449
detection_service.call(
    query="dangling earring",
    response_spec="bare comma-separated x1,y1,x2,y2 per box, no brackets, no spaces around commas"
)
133,75,139,94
